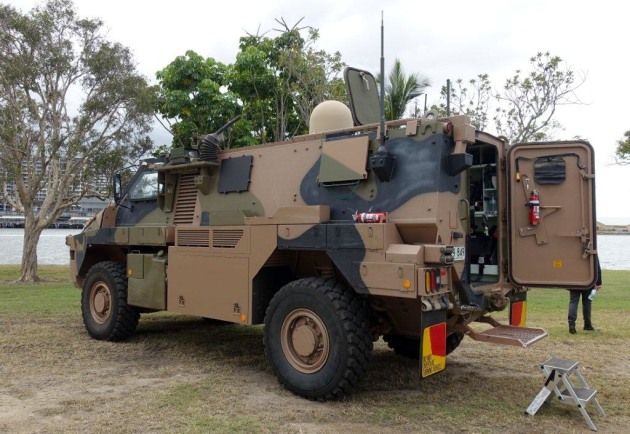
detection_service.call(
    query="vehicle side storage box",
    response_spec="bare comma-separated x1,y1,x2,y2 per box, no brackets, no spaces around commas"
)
127,253,166,309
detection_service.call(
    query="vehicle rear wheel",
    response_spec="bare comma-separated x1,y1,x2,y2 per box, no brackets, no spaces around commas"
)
446,332,464,354
81,261,139,341
384,332,464,359
263,277,372,400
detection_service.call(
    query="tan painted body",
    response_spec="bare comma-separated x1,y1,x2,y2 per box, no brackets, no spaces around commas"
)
66,82,596,397
67,112,597,328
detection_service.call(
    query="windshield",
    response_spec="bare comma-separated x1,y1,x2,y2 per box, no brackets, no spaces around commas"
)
128,170,158,201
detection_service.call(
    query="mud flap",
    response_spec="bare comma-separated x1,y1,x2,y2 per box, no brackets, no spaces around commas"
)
510,291,527,327
419,310,447,378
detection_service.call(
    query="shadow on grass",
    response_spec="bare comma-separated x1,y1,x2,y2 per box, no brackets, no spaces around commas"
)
130,313,482,397
132,314,269,369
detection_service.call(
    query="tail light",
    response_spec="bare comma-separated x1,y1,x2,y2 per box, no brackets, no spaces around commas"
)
425,268,446,293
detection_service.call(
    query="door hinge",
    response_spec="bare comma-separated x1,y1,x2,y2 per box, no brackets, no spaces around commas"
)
582,240,597,259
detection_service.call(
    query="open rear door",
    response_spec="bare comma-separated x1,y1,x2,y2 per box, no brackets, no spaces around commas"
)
507,141,596,288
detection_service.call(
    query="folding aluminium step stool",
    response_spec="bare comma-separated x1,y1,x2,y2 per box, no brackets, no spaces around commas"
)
526,357,606,431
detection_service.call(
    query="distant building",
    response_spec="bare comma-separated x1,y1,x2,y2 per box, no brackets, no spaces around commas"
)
1,159,110,216
597,222,630,234
71,197,111,217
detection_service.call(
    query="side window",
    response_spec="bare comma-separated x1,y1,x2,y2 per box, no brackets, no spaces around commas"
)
128,171,158,201
534,156,566,185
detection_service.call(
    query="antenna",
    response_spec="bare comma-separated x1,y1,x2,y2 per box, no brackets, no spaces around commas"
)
446,79,451,116
368,11,396,183
379,11,386,145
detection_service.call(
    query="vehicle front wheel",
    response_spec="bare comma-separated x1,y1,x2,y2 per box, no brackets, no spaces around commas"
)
81,261,139,341
263,278,372,400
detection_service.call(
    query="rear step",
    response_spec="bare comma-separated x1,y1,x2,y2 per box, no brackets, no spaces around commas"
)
457,315,548,348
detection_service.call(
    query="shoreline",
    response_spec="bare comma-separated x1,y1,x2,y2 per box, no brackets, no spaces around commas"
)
0,230,628,269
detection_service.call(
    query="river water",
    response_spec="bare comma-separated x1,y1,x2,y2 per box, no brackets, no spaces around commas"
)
0,229,81,265
0,229,628,269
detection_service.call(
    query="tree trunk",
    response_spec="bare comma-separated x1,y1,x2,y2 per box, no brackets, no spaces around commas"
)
20,223,44,283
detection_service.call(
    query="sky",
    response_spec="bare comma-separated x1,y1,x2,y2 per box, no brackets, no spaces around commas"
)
7,0,630,224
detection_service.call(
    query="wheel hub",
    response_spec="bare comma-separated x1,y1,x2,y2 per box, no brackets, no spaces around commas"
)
94,292,106,313
292,325,317,357
281,308,329,374
90,282,111,324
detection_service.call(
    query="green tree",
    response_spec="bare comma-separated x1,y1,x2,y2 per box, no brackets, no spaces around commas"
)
377,58,431,120
443,74,492,130
0,0,155,282
157,19,345,147
440,52,584,143
155,50,249,148
614,130,630,165
276,25,346,130
495,52,582,142
229,36,279,143
229,18,346,143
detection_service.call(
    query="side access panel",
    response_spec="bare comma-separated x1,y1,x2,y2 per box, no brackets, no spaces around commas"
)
507,141,596,288
167,248,249,323
127,253,167,310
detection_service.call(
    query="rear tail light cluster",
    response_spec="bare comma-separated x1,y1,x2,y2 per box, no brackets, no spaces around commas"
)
424,268,447,293
420,267,452,312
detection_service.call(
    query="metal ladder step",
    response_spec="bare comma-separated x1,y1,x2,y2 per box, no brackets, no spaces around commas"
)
459,316,548,348
528,357,606,431
478,325,548,347
541,357,579,374
560,387,598,404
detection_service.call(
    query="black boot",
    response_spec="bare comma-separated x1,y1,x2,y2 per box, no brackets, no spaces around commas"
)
584,324,598,331
569,325,576,334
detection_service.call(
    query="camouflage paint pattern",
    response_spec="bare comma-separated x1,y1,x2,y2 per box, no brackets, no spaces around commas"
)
67,94,595,376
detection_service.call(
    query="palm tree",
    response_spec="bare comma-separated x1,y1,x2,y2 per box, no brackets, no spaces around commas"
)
377,59,431,120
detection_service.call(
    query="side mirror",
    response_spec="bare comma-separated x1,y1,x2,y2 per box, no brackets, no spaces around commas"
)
113,173,122,203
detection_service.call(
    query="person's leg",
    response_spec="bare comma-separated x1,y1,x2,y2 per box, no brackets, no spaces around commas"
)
582,290,595,330
568,290,579,333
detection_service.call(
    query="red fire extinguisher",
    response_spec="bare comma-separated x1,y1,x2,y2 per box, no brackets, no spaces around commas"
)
353,211,388,223
529,190,540,226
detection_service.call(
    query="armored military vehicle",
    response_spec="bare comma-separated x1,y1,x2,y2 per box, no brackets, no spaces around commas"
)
66,67,597,400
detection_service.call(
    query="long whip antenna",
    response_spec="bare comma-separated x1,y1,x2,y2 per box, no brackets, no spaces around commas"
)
369,11,395,183
379,11,386,145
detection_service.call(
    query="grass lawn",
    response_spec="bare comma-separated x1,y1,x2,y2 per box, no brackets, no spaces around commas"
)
1,266,628,433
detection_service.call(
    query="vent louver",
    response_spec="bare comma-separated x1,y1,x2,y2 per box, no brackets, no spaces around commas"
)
173,174,197,225
177,229,210,247
212,230,243,248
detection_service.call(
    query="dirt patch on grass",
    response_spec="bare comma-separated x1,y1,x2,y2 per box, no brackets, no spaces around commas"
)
1,302,629,433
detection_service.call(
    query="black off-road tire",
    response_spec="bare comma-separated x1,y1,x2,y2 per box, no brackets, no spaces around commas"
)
446,332,464,354
81,261,140,341
384,332,465,359
263,277,373,400
383,334,419,359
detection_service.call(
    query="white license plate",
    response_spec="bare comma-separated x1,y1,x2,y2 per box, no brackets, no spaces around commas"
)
453,246,465,261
